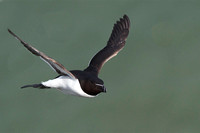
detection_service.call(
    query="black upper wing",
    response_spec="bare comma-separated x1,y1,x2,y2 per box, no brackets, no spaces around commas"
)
8,29,76,79
84,15,130,75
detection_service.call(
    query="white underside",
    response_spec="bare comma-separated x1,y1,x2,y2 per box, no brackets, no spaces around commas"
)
41,76,95,98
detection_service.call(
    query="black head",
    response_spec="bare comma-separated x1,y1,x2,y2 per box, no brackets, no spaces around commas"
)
70,70,106,96
79,78,106,96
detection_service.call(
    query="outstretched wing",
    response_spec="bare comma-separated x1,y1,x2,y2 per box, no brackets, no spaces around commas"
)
8,29,76,79
84,15,130,74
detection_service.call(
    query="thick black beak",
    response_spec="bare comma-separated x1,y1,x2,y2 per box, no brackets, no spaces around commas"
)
102,86,107,93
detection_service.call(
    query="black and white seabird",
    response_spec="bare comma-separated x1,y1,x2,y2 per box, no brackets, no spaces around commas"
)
8,15,130,97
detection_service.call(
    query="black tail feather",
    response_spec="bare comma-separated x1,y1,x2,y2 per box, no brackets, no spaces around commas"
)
21,84,50,89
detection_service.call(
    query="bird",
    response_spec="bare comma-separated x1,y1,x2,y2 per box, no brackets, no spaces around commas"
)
8,14,130,98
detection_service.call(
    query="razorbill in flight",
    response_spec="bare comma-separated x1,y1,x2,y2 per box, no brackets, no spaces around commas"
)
8,15,130,97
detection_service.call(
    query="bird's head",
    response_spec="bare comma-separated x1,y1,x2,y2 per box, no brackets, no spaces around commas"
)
79,78,106,96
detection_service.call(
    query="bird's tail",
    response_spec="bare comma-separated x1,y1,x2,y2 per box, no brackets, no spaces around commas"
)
21,83,50,89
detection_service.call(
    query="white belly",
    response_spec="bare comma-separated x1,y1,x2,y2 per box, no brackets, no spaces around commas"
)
41,76,95,98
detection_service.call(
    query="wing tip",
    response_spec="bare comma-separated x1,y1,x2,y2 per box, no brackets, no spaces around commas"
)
108,15,130,44
113,14,130,34
8,28,11,33
8,28,24,44
120,14,130,29
123,14,130,28
8,28,15,37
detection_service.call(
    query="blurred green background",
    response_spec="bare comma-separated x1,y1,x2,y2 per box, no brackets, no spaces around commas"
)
1,0,200,133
